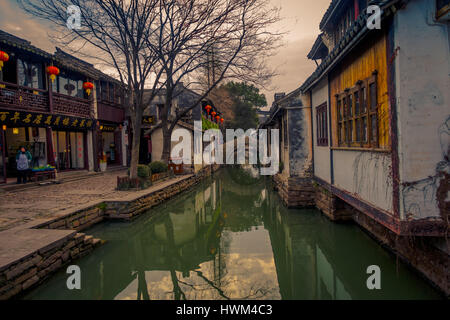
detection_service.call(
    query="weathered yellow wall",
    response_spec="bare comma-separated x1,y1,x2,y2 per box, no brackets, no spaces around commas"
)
329,31,390,149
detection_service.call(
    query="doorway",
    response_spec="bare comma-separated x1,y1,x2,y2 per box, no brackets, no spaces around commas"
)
52,130,85,171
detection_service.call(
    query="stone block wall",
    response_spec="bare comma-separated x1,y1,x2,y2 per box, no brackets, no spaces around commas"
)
0,232,103,300
106,166,216,220
314,183,353,221
36,206,105,232
273,174,315,208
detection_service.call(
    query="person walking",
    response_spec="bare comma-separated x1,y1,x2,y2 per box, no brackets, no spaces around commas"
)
16,146,32,184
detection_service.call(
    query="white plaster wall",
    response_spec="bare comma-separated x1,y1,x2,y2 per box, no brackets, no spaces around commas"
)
151,128,164,161
151,125,194,163
311,77,331,183
394,0,450,219
333,150,393,212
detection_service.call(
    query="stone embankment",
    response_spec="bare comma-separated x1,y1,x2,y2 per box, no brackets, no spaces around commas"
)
0,165,220,299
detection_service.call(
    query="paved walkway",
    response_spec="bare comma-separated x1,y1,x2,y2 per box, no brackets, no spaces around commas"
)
0,170,130,231
0,170,195,231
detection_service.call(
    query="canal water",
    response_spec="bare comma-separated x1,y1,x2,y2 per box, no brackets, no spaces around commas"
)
24,167,441,300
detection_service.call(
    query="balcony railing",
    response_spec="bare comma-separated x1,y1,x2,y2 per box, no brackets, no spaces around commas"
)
0,81,49,113
53,93,91,118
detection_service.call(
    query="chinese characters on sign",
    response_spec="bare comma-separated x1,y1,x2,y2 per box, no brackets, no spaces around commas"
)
0,110,95,130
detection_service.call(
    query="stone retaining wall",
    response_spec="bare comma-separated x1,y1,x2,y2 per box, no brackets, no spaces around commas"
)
0,165,220,300
106,166,216,220
0,232,103,300
36,206,105,232
314,183,352,221
273,174,315,208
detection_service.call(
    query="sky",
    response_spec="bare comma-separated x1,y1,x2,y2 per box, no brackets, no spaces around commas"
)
0,0,331,107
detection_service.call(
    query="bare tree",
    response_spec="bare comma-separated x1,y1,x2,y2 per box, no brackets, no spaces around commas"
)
147,0,282,161
18,0,165,178
18,0,282,168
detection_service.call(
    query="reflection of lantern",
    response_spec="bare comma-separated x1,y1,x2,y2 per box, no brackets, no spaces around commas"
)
83,82,94,96
205,105,212,114
46,66,60,83
0,51,9,71
13,128,19,135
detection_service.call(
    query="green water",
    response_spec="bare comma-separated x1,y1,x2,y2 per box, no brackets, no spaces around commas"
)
24,167,442,300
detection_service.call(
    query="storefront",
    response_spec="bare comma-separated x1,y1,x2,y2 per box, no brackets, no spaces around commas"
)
0,108,95,180
98,122,122,165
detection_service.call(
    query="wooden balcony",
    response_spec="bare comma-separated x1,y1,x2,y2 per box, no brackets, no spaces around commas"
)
53,93,91,118
0,81,92,118
0,81,49,113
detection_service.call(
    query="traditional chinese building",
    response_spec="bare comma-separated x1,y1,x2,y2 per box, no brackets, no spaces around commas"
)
299,0,449,293
260,92,314,207
0,30,126,182
142,84,209,169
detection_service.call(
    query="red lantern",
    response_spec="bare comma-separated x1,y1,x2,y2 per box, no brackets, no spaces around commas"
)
0,51,9,71
46,66,60,83
211,111,216,117
205,105,212,114
83,82,94,96
215,115,220,122
220,118,224,124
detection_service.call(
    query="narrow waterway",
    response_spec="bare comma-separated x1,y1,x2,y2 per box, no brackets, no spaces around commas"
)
24,167,441,300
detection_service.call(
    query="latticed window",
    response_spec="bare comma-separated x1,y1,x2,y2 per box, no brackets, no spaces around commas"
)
316,103,328,146
336,71,378,148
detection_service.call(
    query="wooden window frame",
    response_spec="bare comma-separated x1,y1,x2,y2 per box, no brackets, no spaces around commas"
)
316,103,328,146
336,70,379,149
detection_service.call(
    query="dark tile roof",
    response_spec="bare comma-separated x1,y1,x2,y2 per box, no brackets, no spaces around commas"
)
0,29,52,59
0,29,122,84
300,0,397,93
53,47,121,83
319,0,346,30
307,33,328,60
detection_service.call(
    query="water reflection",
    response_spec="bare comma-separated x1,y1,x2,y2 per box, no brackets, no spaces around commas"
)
24,167,441,300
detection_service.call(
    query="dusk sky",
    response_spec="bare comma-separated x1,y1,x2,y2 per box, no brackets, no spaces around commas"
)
0,0,331,106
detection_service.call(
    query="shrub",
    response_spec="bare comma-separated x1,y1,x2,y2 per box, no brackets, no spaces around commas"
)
137,164,150,178
149,161,168,174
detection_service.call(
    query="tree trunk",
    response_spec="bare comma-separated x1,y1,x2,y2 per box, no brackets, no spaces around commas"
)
161,124,172,163
129,106,143,179
160,86,173,163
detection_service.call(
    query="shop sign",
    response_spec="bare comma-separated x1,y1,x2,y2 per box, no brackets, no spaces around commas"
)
0,109,96,130
142,116,155,125
100,124,116,132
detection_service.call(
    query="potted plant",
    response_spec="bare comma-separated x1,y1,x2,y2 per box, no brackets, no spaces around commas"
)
99,152,107,172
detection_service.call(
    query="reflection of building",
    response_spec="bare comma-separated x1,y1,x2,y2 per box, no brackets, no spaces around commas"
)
49,176,226,300
0,30,127,183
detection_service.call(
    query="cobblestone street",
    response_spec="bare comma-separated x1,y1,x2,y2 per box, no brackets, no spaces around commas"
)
0,170,128,231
